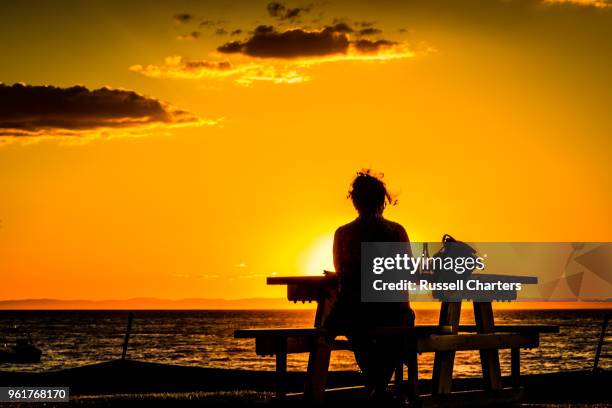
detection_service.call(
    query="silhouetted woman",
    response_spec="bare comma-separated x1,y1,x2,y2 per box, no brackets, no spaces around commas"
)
325,170,415,400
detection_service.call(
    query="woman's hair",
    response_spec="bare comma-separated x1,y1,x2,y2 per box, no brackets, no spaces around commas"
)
348,169,396,215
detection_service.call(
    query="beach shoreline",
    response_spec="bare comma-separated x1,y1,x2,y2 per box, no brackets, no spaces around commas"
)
2,360,611,406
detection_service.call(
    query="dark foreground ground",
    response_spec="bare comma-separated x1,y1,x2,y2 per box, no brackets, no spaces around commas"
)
1,360,610,407
7,392,612,408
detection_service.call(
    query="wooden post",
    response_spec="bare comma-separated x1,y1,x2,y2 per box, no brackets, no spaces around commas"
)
121,312,134,360
432,301,462,394
510,348,520,388
276,338,288,399
473,302,502,390
394,360,404,396
593,315,609,373
406,349,419,399
304,285,334,402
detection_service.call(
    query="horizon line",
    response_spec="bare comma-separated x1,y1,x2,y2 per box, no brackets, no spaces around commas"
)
0,298,610,311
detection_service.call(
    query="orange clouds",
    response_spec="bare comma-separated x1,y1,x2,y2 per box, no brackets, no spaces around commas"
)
130,56,234,79
542,0,611,8
131,24,415,85
132,1,420,86
177,31,201,41
130,56,308,85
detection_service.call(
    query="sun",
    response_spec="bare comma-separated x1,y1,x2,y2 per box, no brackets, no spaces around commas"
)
301,234,335,276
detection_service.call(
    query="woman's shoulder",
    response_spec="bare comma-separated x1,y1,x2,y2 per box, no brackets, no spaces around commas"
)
381,218,405,230
382,218,409,240
335,218,360,236
335,217,408,241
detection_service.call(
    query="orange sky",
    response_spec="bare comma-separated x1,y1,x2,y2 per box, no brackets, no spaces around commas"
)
0,0,610,303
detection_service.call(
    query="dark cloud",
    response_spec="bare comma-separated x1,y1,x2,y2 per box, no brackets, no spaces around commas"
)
358,27,382,36
217,25,349,58
217,41,244,54
0,84,199,137
267,2,285,17
231,29,243,35
329,19,383,36
174,13,193,24
353,39,397,53
328,22,353,33
285,6,309,19
266,2,312,21
332,18,375,28
215,28,228,36
254,25,276,35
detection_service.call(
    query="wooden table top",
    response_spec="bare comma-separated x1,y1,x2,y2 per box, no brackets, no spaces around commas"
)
267,273,538,285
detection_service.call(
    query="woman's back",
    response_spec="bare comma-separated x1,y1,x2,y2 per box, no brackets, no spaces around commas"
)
328,215,413,329
334,216,409,299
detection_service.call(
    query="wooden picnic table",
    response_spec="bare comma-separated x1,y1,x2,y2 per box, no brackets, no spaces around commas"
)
234,272,559,406
267,273,544,400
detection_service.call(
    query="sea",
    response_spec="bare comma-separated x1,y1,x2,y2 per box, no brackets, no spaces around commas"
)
0,309,610,377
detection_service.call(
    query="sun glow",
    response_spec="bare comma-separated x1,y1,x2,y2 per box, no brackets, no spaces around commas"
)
302,235,335,276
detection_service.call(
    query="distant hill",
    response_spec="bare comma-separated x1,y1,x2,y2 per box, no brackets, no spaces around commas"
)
0,297,315,310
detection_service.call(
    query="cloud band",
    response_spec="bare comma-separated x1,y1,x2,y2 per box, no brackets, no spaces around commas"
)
0,83,203,138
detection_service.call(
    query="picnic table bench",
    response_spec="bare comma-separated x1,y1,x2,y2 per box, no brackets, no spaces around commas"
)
235,273,559,405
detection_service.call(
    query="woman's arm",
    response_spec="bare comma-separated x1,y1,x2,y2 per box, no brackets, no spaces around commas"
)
398,225,414,258
333,227,342,275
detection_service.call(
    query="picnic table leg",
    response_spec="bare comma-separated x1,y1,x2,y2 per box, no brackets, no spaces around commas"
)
304,336,332,402
474,302,502,390
511,348,520,388
432,301,462,394
394,362,403,396
397,335,420,400
276,338,288,399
